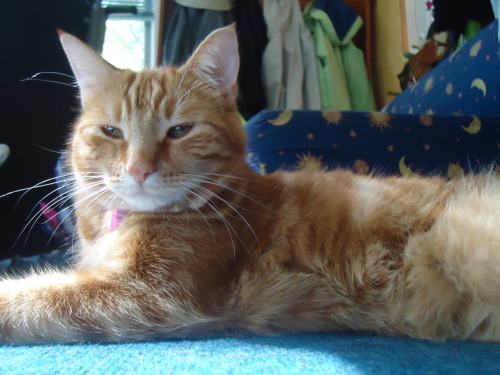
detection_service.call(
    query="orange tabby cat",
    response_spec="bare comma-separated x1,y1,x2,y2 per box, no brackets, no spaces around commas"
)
0,25,499,344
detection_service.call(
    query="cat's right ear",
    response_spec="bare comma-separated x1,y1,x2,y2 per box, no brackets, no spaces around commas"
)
183,25,240,109
58,30,118,100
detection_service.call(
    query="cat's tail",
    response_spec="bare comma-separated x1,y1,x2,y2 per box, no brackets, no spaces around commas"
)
403,173,500,341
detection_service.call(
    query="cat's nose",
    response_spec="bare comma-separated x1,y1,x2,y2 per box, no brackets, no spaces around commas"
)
126,161,155,184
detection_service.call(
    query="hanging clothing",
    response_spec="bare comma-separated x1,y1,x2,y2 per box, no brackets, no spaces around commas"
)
261,0,321,109
303,0,376,111
233,0,268,119
162,1,234,66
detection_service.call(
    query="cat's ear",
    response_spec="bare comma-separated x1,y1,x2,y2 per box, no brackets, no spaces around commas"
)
184,24,240,108
58,30,119,99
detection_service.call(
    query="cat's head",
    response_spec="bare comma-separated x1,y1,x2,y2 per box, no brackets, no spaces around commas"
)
59,25,247,213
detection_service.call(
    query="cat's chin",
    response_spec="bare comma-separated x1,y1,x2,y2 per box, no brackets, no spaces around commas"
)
121,193,208,213
121,193,185,213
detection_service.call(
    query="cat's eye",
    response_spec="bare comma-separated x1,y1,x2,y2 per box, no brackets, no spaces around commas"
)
101,125,124,139
167,125,193,140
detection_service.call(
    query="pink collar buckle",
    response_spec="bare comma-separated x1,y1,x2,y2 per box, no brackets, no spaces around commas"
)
110,209,129,232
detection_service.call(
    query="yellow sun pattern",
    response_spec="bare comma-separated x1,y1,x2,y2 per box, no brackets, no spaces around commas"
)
419,115,433,127
353,159,370,175
322,111,343,125
296,153,325,172
367,112,393,131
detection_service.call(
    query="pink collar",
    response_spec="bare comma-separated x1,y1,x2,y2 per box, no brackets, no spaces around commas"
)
110,209,129,232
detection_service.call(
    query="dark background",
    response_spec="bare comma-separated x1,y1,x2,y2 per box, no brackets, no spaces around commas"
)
0,0,91,259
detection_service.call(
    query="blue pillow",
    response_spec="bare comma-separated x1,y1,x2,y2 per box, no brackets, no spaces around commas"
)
384,21,500,116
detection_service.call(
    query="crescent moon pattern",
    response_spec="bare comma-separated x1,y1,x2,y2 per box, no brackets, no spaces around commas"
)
469,40,482,57
268,110,293,126
399,156,417,177
471,78,487,97
461,116,481,134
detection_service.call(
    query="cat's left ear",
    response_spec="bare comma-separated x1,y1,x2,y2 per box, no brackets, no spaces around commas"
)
58,30,119,101
185,24,240,108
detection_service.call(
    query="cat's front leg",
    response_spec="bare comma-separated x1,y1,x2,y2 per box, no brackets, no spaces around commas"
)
0,267,196,344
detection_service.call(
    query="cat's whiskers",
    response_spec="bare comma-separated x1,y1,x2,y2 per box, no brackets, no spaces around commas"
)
19,174,79,213
20,71,77,88
20,78,78,88
57,173,127,250
11,178,81,247
185,181,259,245
28,71,75,80
192,181,269,219
25,172,108,243
49,172,106,212
16,179,106,247
21,172,97,222
183,185,238,258
188,174,274,214
32,145,67,155
96,188,124,216
25,177,82,219
109,192,126,211
179,187,216,243
174,55,198,98
0,172,75,200
54,186,114,251
201,168,285,191
183,196,191,229
176,79,215,110
45,204,78,246
69,185,112,224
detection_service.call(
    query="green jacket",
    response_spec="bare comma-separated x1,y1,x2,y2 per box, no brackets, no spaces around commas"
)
303,3,376,111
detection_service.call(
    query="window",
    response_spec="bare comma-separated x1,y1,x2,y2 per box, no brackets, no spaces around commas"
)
404,0,434,53
100,0,155,70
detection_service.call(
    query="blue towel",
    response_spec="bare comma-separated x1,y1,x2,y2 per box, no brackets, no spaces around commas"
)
1,333,499,374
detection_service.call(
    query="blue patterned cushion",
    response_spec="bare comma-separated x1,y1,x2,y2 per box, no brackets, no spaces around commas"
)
384,21,500,116
245,110,499,177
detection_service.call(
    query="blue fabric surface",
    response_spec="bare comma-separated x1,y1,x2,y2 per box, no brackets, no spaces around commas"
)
1,333,499,374
245,110,499,177
384,21,500,116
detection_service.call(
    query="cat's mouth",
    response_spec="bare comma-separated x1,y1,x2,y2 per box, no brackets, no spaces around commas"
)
114,187,188,212
106,173,197,212
101,172,220,213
